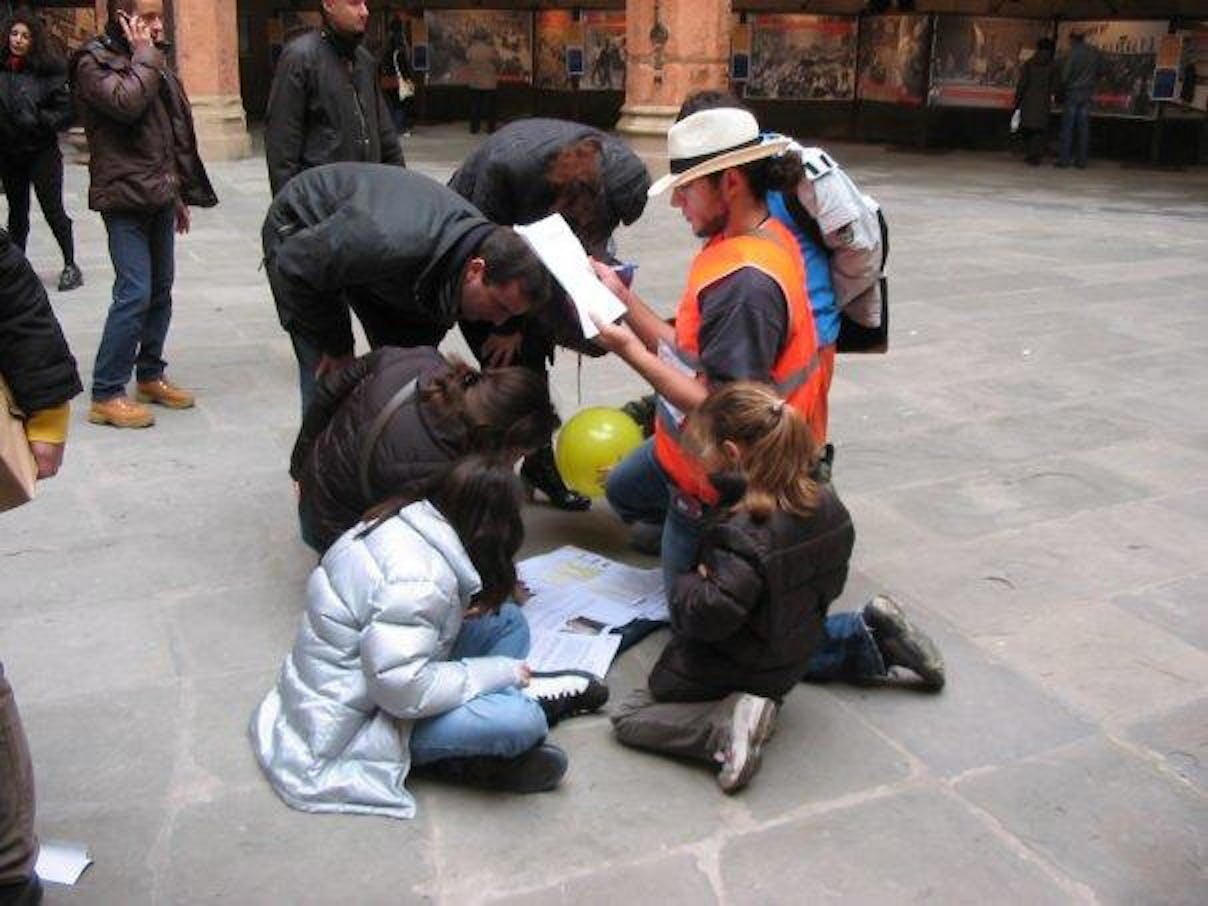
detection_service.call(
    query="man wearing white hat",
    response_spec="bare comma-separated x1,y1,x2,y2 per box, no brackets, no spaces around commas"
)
591,104,827,592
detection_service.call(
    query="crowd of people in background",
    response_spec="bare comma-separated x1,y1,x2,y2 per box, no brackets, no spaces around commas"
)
0,1,956,900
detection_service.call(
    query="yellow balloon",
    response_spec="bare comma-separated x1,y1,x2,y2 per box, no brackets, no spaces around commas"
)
554,407,645,498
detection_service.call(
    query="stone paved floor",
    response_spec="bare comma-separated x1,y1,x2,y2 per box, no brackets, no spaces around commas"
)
3,126,1207,905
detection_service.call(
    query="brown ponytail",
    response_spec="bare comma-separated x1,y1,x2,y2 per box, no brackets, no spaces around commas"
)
686,382,820,520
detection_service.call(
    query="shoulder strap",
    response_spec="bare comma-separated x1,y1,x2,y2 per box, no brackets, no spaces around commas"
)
358,377,418,502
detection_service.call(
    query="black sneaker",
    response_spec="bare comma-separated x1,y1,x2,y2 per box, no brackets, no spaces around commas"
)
526,670,609,726
57,263,83,292
863,595,946,691
520,444,591,511
417,742,568,793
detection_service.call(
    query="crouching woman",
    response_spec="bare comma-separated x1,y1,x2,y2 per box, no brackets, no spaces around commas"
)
250,456,566,820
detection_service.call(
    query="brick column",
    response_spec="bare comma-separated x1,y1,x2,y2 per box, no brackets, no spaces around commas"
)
172,0,251,160
617,0,731,136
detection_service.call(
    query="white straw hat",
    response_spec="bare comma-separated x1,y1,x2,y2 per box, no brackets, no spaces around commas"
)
647,108,792,197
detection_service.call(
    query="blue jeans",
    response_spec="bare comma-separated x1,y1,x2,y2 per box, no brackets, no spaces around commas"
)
605,437,886,682
1058,99,1090,167
409,603,548,764
292,332,323,417
92,206,176,400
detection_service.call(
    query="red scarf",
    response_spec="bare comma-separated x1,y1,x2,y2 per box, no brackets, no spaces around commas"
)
5,55,26,73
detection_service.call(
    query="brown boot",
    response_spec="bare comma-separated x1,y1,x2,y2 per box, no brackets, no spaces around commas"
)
88,395,155,428
136,377,195,410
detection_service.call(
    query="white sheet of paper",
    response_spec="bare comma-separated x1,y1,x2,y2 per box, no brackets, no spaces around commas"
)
527,630,622,678
513,214,627,339
519,546,614,596
35,840,92,886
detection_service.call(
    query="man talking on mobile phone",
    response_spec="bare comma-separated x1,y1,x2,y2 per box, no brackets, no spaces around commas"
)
70,0,217,429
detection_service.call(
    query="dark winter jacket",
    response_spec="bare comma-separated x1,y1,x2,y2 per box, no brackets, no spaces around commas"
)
448,117,650,254
649,486,855,702
0,229,81,413
1060,40,1101,105
265,29,404,197
71,26,217,214
1014,49,1057,131
291,346,471,552
0,54,72,157
262,164,490,358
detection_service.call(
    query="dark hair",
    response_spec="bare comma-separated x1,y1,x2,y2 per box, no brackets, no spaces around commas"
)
678,90,804,197
106,0,137,24
360,454,525,612
424,359,560,454
545,137,610,258
476,226,553,314
4,7,61,71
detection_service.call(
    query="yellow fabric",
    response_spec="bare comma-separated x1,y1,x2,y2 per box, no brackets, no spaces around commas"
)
24,403,70,444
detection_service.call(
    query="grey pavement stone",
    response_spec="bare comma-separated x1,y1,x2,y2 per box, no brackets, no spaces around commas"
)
719,787,1076,905
484,853,719,906
957,737,1208,906
824,617,1095,777
3,128,1207,903
1123,697,1208,795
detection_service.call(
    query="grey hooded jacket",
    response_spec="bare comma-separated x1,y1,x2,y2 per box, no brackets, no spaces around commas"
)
249,501,523,819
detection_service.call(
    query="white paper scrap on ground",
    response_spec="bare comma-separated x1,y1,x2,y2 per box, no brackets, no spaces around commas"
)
517,547,670,676
513,213,627,339
35,840,92,885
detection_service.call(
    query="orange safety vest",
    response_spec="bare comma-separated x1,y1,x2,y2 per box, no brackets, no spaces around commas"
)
654,218,823,505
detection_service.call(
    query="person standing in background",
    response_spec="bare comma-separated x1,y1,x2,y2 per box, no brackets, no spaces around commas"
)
71,0,217,429
1014,37,1058,167
464,29,498,135
265,0,404,198
0,7,82,292
380,15,414,137
1057,30,1100,169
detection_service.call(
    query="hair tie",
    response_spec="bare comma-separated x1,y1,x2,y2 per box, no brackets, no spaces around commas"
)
463,371,480,389
770,399,786,419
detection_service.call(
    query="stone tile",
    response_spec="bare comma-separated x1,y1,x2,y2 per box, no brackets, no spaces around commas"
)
1068,439,1208,496
742,687,913,819
1124,697,1208,794
1112,575,1208,653
825,618,1095,776
424,717,730,901
984,601,1208,726
958,737,1208,905
160,788,435,904
485,853,718,906
187,668,280,788
33,804,163,906
720,787,1073,905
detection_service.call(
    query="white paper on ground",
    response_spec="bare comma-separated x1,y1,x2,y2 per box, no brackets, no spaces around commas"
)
527,629,622,678
513,214,627,339
35,840,92,885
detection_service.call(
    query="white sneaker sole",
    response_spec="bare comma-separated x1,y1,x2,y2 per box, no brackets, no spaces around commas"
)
717,695,779,794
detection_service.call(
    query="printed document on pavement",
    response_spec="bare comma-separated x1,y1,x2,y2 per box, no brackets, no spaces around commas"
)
513,214,627,339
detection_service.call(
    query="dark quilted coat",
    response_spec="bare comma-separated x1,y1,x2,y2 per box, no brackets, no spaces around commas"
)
290,346,470,552
649,485,855,702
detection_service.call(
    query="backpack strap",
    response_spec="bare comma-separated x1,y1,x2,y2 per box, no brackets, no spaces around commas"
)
358,377,418,502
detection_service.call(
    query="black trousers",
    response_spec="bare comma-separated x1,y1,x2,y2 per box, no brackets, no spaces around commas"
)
1021,128,1047,164
1,144,74,266
468,89,497,134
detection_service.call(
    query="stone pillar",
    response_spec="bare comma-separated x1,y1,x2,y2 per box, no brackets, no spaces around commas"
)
172,0,251,161
617,0,731,136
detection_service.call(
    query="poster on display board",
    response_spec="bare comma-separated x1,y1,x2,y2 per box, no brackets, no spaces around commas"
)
425,9,532,86
745,15,857,100
929,17,1050,109
1181,25,1208,111
40,7,98,56
1056,20,1169,118
857,14,932,106
536,11,625,91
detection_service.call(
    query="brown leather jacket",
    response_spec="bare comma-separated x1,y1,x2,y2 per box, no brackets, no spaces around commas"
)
70,27,216,214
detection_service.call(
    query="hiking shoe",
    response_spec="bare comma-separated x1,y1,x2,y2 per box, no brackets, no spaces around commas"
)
57,263,83,292
715,694,778,794
620,394,657,438
136,377,195,409
863,595,946,691
417,742,568,793
88,395,155,428
525,670,609,726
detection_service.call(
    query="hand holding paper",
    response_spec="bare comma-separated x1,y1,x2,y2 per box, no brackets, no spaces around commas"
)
514,214,627,340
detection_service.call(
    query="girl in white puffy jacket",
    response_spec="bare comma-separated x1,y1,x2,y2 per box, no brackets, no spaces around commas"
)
250,455,569,819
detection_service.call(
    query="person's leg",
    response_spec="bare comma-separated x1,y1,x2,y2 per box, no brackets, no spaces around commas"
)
29,144,75,269
485,88,497,133
0,159,33,252
604,437,670,527
0,663,38,893
93,213,154,401
450,602,530,661
1057,102,1075,166
802,610,887,683
133,205,177,385
291,333,323,416
469,90,482,133
660,494,705,594
1075,101,1091,167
